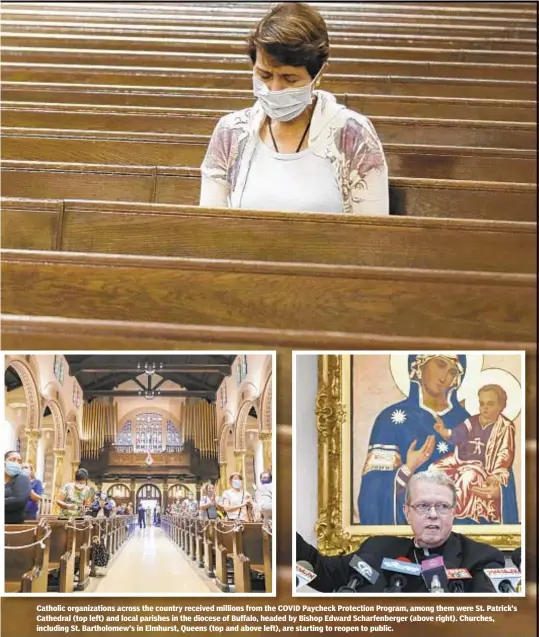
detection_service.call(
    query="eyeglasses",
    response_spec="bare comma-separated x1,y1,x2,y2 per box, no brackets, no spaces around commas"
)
408,502,454,516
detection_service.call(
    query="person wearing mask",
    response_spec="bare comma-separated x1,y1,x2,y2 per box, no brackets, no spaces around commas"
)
104,495,116,518
222,472,253,522
199,484,218,520
296,472,505,593
187,493,199,516
200,3,388,215
255,471,273,522
56,468,94,520
22,462,44,521
137,502,146,529
5,450,32,524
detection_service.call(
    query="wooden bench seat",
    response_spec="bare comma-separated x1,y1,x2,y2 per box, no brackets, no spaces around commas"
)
1,249,535,344
2,197,536,272
4,47,535,82
3,163,536,221
3,32,536,65
3,84,536,123
3,6,536,40
5,522,50,593
2,21,535,53
232,522,268,593
3,64,535,100
214,520,237,592
3,104,535,149
3,130,535,183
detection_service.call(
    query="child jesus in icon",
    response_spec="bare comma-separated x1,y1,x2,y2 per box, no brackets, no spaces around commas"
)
432,384,517,524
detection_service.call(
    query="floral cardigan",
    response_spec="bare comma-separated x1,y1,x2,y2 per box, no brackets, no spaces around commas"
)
200,90,389,215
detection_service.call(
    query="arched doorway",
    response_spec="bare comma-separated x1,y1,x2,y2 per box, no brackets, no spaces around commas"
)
107,484,131,507
136,483,162,510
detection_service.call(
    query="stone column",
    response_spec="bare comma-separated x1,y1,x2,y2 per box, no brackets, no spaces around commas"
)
259,432,272,472
234,449,246,482
131,478,137,509
218,462,228,494
71,461,79,481
195,481,202,501
162,478,169,510
24,428,41,468
50,449,65,515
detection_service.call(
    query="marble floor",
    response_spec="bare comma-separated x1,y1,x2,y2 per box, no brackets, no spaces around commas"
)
86,526,220,594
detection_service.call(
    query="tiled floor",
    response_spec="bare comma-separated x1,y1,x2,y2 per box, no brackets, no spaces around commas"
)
86,526,219,594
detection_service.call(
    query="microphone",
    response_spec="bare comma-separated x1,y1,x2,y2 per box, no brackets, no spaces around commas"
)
511,547,521,571
421,555,449,592
334,554,384,593
381,557,421,592
446,568,472,592
296,560,317,590
484,567,521,593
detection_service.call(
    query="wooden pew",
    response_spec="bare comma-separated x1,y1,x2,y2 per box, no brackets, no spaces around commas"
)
214,520,237,592
2,163,536,221
3,104,535,149
195,519,205,569
2,21,535,53
73,518,92,590
2,197,536,272
262,526,272,594
2,6,536,40
232,522,267,593
1,249,536,344
3,130,535,183
5,522,50,593
3,64,535,100
203,520,216,578
46,519,76,593
3,83,536,123
4,47,535,82
3,32,537,65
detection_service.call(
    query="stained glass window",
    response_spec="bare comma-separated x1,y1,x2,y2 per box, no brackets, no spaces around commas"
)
166,420,182,448
237,355,248,384
220,380,227,409
53,355,64,385
117,420,133,447
72,383,81,408
135,412,163,453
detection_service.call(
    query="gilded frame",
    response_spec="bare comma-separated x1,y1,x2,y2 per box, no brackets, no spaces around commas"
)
315,354,522,555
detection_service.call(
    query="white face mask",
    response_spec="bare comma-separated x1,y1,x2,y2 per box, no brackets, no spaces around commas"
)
253,72,318,122
232,480,243,489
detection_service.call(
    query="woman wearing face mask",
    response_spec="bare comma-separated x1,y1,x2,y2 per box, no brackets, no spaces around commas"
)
57,468,95,520
5,450,32,524
200,2,388,215
22,462,44,521
199,483,219,521
222,472,253,522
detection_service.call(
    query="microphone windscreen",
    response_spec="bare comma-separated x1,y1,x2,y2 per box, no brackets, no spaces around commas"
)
297,560,315,573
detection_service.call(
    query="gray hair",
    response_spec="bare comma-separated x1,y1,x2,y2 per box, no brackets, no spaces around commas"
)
405,470,457,506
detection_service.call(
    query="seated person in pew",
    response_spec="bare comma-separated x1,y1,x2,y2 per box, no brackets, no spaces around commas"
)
200,2,388,215
222,472,255,522
4,450,32,524
57,468,95,520
22,462,44,521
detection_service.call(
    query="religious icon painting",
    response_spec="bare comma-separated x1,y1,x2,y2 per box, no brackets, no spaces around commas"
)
309,353,524,555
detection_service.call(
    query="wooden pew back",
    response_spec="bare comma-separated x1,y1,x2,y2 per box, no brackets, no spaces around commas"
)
5,522,50,593
2,197,536,272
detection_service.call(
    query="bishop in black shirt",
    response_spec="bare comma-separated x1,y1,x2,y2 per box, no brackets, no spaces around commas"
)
297,471,506,593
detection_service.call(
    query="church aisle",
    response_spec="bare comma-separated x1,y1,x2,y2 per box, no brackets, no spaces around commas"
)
86,525,218,594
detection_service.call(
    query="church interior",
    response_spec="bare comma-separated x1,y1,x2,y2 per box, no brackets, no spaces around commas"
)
4,353,274,594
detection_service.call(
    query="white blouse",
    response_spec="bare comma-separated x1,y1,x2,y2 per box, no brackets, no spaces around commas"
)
240,137,343,214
